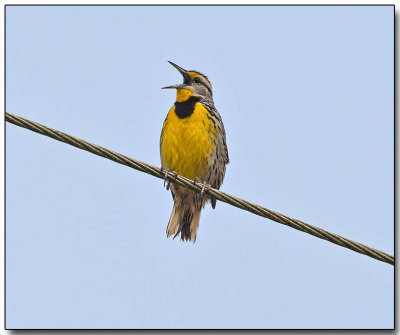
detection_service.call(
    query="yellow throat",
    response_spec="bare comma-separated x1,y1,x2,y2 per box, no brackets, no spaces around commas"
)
176,89,193,102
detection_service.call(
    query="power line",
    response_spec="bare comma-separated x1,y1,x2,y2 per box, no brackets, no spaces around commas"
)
5,112,394,266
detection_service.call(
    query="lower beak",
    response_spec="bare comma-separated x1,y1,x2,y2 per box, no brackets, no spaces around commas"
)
162,83,188,89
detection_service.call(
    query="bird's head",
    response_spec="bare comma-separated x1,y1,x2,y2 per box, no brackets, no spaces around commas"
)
162,61,213,102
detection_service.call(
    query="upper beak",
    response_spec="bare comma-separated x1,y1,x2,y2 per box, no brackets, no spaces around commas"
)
162,61,191,89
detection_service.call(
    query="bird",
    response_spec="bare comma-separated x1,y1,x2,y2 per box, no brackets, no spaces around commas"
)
160,61,229,242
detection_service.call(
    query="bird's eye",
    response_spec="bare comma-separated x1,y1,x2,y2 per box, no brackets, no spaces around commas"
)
194,78,201,84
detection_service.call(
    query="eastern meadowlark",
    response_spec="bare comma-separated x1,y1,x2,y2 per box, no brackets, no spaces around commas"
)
160,61,229,242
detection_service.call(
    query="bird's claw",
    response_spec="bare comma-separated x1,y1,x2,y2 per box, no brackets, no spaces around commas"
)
194,178,211,200
161,167,178,190
201,182,211,196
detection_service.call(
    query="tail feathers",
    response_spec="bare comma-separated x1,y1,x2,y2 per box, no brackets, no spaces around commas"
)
167,203,201,242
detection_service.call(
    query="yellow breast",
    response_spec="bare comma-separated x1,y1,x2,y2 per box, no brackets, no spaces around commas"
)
160,103,217,181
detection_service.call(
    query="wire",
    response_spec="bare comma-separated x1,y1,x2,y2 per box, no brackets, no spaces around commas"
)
5,112,394,266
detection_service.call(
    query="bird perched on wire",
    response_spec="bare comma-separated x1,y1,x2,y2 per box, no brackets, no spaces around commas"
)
160,61,229,242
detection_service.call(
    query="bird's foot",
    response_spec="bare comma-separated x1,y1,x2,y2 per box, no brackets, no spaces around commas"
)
161,167,178,190
194,177,211,201
201,182,211,196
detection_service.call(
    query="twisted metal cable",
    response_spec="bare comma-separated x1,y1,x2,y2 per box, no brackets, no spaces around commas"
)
5,112,394,266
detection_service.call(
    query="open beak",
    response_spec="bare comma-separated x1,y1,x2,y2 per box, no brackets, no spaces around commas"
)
162,61,191,89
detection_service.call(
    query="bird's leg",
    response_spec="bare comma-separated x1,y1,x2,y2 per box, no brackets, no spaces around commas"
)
200,182,211,196
195,177,211,201
160,167,171,190
161,167,178,190
167,171,178,190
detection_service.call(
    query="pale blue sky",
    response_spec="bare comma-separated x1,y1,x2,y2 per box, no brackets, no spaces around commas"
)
6,5,393,329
